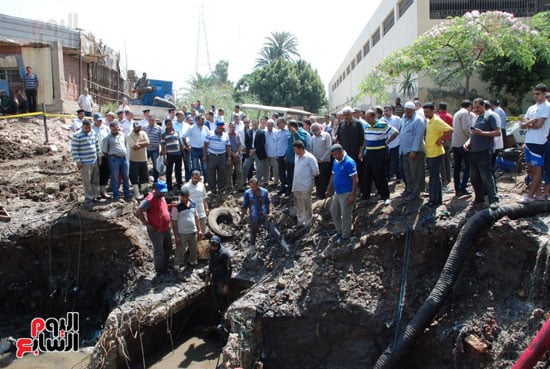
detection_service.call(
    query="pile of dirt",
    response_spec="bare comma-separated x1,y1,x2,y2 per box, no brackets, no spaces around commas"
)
0,116,548,369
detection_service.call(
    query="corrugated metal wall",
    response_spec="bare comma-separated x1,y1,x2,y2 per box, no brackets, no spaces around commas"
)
429,0,550,19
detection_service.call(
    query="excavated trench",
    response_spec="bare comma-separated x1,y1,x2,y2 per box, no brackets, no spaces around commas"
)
224,214,549,369
1,204,549,369
0,213,145,343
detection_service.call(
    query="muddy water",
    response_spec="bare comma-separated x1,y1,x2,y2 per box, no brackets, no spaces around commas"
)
149,334,222,369
4,350,91,369
5,334,221,369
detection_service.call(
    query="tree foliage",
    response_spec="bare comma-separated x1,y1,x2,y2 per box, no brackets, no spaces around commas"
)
248,58,326,113
479,11,550,109
255,31,301,69
360,11,549,102
182,60,236,113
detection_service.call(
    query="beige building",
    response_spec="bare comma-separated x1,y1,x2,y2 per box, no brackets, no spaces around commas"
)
0,13,129,114
329,0,548,112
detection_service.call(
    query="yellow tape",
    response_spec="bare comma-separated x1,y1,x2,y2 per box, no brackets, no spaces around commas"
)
0,112,77,119
0,112,43,119
44,113,78,118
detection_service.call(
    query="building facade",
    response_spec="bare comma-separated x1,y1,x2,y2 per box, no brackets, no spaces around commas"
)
329,0,549,112
0,13,128,113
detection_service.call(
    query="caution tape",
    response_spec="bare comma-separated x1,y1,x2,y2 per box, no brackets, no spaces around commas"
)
0,112,77,119
0,112,43,119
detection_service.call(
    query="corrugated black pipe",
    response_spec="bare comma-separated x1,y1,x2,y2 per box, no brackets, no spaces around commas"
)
374,202,550,369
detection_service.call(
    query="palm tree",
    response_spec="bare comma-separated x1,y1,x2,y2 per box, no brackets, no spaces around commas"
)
255,31,300,69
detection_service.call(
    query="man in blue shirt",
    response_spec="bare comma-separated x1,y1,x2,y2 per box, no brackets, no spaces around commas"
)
399,101,426,200
241,178,288,250
325,144,358,245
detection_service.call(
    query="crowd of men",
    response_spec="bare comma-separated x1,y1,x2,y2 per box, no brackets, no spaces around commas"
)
71,87,550,293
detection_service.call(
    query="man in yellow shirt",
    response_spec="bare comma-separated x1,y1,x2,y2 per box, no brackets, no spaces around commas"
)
424,102,453,207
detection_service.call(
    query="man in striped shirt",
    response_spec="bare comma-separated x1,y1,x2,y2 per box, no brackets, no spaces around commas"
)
144,115,162,182
23,66,38,112
360,110,398,205
71,119,101,203
204,120,231,194
161,119,184,192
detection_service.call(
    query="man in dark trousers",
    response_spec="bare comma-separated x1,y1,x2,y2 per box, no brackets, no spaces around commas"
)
206,235,232,314
243,120,267,185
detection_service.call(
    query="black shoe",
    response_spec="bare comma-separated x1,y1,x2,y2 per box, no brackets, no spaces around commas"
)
428,201,441,207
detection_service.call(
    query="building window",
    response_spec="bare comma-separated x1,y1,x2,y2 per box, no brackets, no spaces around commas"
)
429,0,549,19
346,65,351,75
383,10,395,35
363,42,370,57
399,0,414,18
371,28,381,47
356,51,362,64
0,68,23,85
351,59,356,70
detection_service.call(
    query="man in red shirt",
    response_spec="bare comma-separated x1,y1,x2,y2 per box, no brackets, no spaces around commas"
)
136,180,172,276
438,102,454,186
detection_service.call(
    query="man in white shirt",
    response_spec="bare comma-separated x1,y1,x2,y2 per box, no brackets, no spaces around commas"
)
72,109,85,132
292,141,319,228
518,83,550,203
77,88,94,117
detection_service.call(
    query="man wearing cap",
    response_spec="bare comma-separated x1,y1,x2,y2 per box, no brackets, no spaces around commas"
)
136,180,172,276
140,109,151,128
325,143,358,245
204,120,231,194
92,113,111,199
399,101,426,200
161,119,184,192
77,88,94,117
116,110,125,129
127,121,150,200
170,188,203,269
241,177,289,250
206,235,232,314
102,122,132,200
72,109,86,132
144,115,162,182
71,119,101,203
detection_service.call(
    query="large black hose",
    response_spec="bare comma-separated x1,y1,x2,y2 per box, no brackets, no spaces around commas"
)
374,202,550,369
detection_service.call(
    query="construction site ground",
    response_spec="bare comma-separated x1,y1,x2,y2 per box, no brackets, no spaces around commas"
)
0,117,548,369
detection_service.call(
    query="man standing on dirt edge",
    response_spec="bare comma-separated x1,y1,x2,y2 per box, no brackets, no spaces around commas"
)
326,144,358,245
206,236,232,314
71,119,101,203
136,180,172,277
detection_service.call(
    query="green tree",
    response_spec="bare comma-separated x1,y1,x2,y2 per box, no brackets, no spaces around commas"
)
360,11,547,101
479,11,550,109
248,59,326,112
255,31,300,68
212,60,229,85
